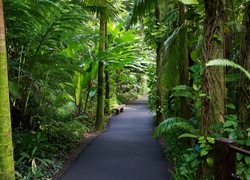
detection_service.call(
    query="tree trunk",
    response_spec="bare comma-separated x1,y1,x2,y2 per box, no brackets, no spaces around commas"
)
155,4,164,125
238,2,250,128
105,70,110,115
179,3,191,120
104,21,110,115
0,1,15,179
95,15,105,130
202,0,226,136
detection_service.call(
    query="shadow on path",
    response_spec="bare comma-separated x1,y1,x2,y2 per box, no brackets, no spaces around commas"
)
56,96,171,180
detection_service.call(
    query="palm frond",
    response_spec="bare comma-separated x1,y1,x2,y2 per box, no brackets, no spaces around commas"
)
83,0,118,20
129,0,165,25
162,25,188,89
206,59,250,79
153,116,199,137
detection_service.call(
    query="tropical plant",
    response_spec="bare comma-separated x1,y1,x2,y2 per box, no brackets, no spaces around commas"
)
154,116,216,179
83,0,118,130
206,59,250,81
5,0,90,127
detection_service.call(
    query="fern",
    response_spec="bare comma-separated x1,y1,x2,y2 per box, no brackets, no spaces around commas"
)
174,122,199,135
162,25,188,89
171,85,197,99
153,117,199,137
206,59,250,80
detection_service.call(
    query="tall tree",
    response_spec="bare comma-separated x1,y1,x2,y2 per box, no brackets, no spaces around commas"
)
96,15,106,130
105,21,110,115
84,0,117,130
0,1,15,179
155,4,165,125
238,2,250,127
202,0,226,135
178,3,191,120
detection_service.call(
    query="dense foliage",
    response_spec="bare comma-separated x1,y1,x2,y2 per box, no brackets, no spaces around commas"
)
1,0,249,179
4,0,149,178
143,0,250,179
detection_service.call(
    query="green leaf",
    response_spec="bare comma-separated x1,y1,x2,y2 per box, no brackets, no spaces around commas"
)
184,153,198,162
223,120,237,128
245,156,250,165
236,161,245,174
198,136,205,141
226,103,236,109
200,149,208,157
191,159,199,168
54,93,74,106
225,114,238,121
200,143,206,148
247,138,250,145
31,146,38,157
178,0,199,4
229,132,238,140
206,158,214,167
20,152,30,159
178,133,198,139
237,152,244,161
190,49,200,61
207,137,215,144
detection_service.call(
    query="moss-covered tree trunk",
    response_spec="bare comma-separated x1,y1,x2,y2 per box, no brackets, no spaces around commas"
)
95,16,105,130
155,4,164,125
0,1,15,179
238,2,250,128
202,0,226,136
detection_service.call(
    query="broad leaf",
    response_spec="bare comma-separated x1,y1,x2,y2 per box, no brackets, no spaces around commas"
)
178,0,199,5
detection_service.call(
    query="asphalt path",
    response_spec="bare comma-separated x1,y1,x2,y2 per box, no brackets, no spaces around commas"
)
57,96,171,180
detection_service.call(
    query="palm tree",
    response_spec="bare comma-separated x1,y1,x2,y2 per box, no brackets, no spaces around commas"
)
0,1,15,179
84,0,117,130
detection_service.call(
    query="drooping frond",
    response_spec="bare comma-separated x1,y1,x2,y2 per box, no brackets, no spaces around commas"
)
153,117,199,137
162,25,188,89
83,0,118,20
129,0,165,25
206,59,250,80
171,85,197,100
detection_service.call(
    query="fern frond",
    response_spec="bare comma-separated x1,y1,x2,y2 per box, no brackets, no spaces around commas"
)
171,85,197,99
154,116,200,137
162,25,188,89
206,59,250,79
174,122,198,135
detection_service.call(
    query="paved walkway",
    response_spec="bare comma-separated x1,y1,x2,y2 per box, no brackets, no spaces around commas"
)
57,96,171,180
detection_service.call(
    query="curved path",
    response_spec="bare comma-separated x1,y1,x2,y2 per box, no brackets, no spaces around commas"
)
57,96,171,180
